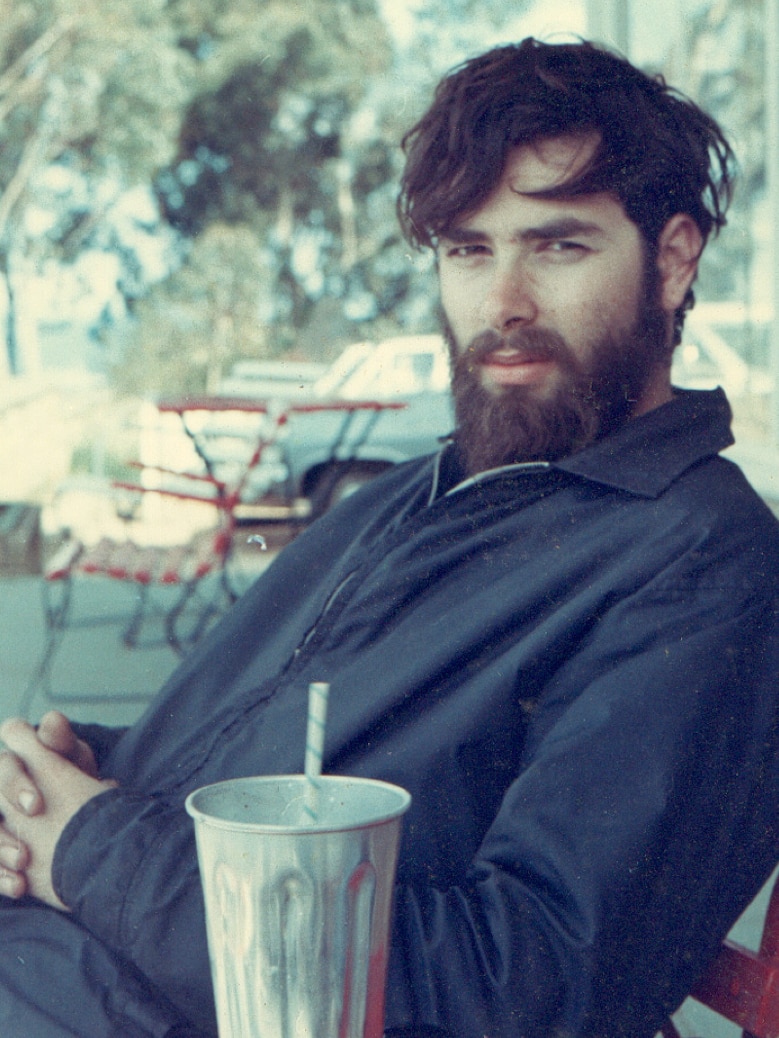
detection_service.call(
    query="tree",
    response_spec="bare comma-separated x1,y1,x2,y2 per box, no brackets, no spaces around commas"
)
112,0,401,391
0,0,196,374
111,222,272,396
669,0,765,311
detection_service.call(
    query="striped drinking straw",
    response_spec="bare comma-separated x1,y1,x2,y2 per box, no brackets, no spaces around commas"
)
303,681,330,822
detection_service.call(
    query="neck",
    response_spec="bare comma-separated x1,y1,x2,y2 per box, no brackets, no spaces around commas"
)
632,366,674,417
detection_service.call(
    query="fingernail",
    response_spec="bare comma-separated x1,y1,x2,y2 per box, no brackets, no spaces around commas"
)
0,870,21,899
3,846,21,869
18,790,36,814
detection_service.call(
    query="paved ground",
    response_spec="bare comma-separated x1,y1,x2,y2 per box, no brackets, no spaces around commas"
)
0,523,286,726
0,572,181,726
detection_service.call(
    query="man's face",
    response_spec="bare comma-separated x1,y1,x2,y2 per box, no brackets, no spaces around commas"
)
437,135,673,474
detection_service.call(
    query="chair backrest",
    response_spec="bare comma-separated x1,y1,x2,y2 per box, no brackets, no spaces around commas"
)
662,869,779,1037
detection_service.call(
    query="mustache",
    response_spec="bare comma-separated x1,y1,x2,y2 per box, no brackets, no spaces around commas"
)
464,327,571,365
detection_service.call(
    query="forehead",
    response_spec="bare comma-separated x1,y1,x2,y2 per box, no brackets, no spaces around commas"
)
503,133,600,194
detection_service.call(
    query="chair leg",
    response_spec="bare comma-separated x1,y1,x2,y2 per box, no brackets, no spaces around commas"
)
123,582,194,652
165,572,236,653
19,573,163,713
121,583,151,648
17,577,75,717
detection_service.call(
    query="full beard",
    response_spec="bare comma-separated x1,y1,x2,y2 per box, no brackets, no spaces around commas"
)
443,281,669,476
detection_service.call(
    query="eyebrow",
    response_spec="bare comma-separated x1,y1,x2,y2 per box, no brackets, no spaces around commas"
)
439,218,605,245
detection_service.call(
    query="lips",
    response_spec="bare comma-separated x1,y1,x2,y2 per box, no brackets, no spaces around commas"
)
479,347,557,387
482,347,544,366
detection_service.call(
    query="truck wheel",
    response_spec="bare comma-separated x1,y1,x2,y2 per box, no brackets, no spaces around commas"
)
310,463,388,517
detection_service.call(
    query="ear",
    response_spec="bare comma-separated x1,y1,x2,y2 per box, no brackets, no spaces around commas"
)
656,214,703,314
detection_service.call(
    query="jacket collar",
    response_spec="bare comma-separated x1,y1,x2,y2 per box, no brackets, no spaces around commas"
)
555,387,734,497
440,388,734,501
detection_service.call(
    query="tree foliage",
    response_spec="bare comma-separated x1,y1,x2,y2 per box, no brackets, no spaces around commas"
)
681,0,766,309
111,222,273,396
0,1,196,373
112,0,409,391
0,0,398,388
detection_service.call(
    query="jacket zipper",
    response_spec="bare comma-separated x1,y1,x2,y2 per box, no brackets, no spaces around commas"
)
290,569,360,665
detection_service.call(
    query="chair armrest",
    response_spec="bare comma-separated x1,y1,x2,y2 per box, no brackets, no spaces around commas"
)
690,938,779,1036
123,461,221,488
111,481,234,509
44,539,84,581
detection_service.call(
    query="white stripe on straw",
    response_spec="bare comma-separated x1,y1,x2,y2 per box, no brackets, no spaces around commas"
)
303,681,330,822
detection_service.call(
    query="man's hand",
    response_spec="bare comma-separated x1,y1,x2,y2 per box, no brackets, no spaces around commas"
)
0,714,113,909
35,710,100,778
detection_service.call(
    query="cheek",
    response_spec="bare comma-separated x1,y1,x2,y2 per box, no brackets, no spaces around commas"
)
572,264,644,335
603,260,644,303
439,274,463,317
439,270,482,327
439,299,470,348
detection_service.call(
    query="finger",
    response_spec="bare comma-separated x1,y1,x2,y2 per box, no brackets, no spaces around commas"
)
0,718,48,768
1,718,73,806
0,719,116,810
0,831,29,871
0,717,37,745
36,711,77,756
0,748,43,816
36,712,98,777
0,865,26,899
0,820,30,900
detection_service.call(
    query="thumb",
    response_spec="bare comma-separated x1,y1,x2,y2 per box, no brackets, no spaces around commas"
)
36,712,98,777
36,711,77,755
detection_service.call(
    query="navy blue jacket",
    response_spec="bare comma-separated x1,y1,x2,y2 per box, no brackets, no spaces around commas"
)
29,389,779,1036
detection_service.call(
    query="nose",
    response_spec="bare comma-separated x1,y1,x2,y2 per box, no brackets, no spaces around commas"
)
481,261,538,333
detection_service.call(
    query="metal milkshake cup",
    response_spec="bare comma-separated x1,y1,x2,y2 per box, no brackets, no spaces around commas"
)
186,774,411,1038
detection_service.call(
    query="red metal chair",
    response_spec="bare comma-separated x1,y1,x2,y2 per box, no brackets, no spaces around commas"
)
23,481,241,712
662,871,779,1037
21,397,287,711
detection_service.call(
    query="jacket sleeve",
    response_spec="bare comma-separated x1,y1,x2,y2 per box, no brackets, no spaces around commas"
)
53,787,218,1033
69,722,129,773
385,587,779,1038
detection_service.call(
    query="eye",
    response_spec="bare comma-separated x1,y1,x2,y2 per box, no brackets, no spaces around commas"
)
541,240,590,260
445,244,488,258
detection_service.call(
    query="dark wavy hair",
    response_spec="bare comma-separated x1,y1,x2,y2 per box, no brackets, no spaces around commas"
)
398,39,735,252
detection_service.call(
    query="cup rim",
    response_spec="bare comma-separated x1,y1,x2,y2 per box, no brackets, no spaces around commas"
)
185,774,412,834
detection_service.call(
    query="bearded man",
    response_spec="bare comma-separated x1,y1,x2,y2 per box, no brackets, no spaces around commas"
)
1,38,779,1038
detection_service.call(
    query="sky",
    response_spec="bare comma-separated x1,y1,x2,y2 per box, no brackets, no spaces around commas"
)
379,0,587,49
